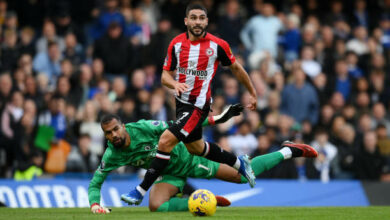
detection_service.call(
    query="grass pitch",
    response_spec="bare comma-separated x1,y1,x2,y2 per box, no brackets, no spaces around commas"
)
0,207,388,220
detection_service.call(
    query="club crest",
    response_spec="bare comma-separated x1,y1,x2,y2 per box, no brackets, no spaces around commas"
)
206,48,214,57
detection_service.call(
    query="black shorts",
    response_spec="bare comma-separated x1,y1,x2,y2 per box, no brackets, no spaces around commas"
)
168,100,210,143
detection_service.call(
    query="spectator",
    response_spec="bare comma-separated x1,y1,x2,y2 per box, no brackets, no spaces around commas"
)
78,100,104,156
33,41,62,89
324,0,347,25
355,131,387,180
145,17,178,70
1,29,19,72
223,76,240,105
310,128,338,182
355,92,371,116
54,11,85,45
217,0,244,51
4,11,18,31
125,7,151,46
281,13,301,63
36,20,65,54
13,68,26,92
251,134,277,157
228,121,257,156
63,32,85,67
333,124,357,179
376,124,390,165
93,22,133,79
369,70,390,105
319,26,336,74
18,54,35,76
149,90,169,121
281,68,319,124
55,75,81,108
346,26,369,56
117,96,137,123
60,59,75,78
139,0,160,34
91,58,105,86
301,45,322,78
371,103,390,133
260,90,281,122
345,51,363,78
91,0,126,40
349,0,371,30
66,133,99,172
275,114,295,145
38,95,67,140
0,73,12,108
240,3,282,58
24,75,44,110
331,59,354,101
318,104,335,130
342,104,357,124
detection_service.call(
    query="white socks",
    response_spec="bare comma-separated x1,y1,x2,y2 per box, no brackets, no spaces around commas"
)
279,147,292,160
136,185,146,196
233,158,241,170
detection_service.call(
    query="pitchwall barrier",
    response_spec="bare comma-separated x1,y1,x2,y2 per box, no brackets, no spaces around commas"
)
0,179,372,208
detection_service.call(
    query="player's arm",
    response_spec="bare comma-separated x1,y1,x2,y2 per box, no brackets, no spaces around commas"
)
161,70,189,96
88,150,118,214
202,103,243,126
229,61,257,110
162,39,189,96
217,39,257,111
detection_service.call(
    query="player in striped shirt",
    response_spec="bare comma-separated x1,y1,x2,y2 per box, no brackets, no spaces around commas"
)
122,3,259,204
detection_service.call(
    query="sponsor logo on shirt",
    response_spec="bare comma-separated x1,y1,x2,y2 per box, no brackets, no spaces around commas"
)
151,121,161,126
177,67,208,80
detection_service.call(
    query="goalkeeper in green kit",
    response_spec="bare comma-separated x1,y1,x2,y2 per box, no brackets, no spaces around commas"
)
89,104,318,214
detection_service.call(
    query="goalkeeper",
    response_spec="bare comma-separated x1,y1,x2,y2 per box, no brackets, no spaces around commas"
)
89,104,317,213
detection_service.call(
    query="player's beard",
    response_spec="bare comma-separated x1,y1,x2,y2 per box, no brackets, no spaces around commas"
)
188,25,206,37
112,137,126,148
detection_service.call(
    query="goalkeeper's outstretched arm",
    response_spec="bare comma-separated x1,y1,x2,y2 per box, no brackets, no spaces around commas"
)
88,151,120,214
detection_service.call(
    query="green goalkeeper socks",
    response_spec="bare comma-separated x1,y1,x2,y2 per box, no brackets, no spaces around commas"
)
156,197,189,212
240,152,284,183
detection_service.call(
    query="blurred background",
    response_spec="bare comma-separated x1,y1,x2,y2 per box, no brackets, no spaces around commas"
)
0,0,390,188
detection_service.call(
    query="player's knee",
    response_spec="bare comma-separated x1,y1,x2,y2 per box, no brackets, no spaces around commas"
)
187,145,203,155
158,135,175,152
149,201,162,212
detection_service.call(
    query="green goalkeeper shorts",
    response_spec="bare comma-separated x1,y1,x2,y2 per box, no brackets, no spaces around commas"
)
155,156,220,192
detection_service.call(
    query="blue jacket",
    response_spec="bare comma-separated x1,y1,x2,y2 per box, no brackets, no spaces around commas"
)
281,82,319,124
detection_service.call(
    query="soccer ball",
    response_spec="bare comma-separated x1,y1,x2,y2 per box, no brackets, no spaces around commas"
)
188,189,217,216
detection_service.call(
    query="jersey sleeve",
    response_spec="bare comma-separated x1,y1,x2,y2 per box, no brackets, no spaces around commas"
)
163,40,177,71
217,40,236,66
88,148,120,205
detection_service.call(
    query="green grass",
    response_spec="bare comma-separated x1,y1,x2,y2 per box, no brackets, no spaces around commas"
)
0,207,389,220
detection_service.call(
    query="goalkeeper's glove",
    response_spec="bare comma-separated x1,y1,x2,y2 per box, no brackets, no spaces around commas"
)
210,103,244,125
90,203,111,214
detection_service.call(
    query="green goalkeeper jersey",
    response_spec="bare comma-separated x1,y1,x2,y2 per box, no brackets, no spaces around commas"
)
88,119,204,205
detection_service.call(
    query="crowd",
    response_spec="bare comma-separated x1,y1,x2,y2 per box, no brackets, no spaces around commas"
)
0,0,390,182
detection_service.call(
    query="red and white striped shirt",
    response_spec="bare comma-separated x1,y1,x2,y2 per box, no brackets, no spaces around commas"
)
163,32,236,109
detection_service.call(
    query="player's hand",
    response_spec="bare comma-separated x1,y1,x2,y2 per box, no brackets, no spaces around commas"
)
247,94,257,111
91,203,111,214
174,82,189,96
